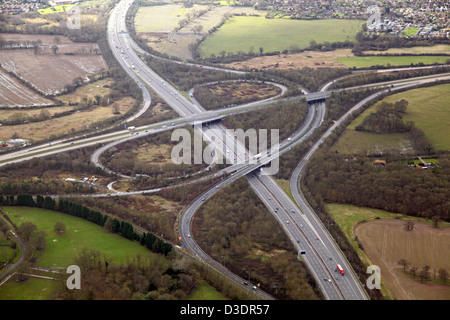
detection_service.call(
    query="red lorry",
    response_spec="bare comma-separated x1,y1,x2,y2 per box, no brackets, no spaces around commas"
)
337,264,344,276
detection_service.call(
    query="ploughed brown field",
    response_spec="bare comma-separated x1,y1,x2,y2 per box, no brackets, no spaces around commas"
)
0,33,107,95
355,219,450,300
0,68,53,107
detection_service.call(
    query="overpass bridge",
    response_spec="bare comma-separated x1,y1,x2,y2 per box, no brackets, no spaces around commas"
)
305,91,331,103
189,113,226,126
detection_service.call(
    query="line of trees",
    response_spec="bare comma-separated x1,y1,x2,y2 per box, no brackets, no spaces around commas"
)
330,67,450,90
398,258,449,284
353,31,450,55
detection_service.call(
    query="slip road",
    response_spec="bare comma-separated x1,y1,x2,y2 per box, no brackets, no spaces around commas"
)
180,304,270,317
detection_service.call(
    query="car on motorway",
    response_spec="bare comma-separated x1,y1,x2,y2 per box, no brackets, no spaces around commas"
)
243,282,248,286
286,220,289,224
291,209,295,213
300,224,304,228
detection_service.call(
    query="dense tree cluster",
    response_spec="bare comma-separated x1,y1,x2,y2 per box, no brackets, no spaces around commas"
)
303,153,450,222
222,99,307,143
194,178,321,300
54,248,197,300
0,148,107,195
355,100,413,133
193,81,282,110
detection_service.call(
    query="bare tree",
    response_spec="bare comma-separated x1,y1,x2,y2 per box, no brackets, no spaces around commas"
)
51,45,59,55
398,258,409,272
404,220,415,231
410,266,417,278
438,268,448,283
432,215,440,228
54,221,66,234
419,265,431,283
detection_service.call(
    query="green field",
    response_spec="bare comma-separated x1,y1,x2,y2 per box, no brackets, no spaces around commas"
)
38,5,75,15
0,276,59,300
333,83,450,154
135,4,209,32
331,130,412,155
336,55,450,68
0,245,15,263
2,206,154,268
186,280,228,300
402,27,419,36
198,16,364,57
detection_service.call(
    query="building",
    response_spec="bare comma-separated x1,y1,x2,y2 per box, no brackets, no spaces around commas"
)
372,160,386,168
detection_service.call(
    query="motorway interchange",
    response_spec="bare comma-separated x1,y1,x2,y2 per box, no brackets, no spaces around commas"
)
2,0,450,300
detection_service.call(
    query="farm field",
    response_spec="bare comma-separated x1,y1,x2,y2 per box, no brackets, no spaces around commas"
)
336,55,450,68
362,44,450,56
332,84,450,154
223,48,354,70
0,76,136,143
0,206,160,300
0,34,107,95
135,4,209,32
2,206,154,268
355,219,450,300
330,130,413,155
326,204,450,300
0,96,134,143
198,17,364,58
0,69,53,107
332,83,450,154
135,4,262,60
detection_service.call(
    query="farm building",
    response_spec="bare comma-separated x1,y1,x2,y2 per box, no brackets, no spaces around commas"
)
372,160,386,168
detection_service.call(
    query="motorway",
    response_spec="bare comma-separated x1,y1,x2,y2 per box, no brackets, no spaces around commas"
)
2,0,450,300
107,0,368,300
